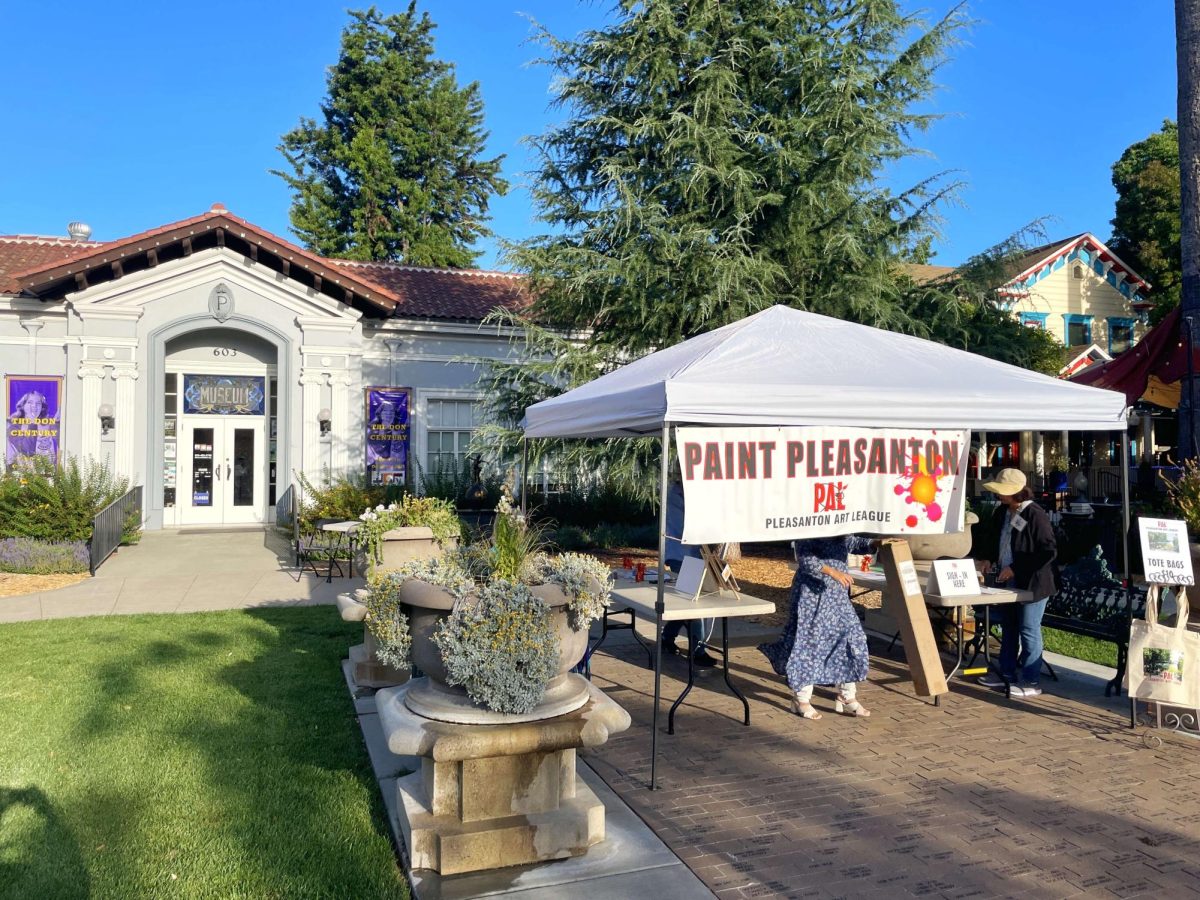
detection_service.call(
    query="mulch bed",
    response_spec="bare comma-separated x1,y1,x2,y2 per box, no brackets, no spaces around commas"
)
0,573,89,598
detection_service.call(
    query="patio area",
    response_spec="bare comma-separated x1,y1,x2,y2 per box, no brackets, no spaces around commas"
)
0,529,358,623
581,627,1200,899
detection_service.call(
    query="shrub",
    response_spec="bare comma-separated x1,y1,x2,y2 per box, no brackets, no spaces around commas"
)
0,538,90,574
547,525,589,551
417,457,503,510
355,495,462,564
1163,458,1200,535
529,481,653,530
0,455,130,543
297,472,388,532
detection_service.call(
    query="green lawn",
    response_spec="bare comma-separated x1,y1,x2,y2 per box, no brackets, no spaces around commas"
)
0,607,407,900
1042,626,1118,668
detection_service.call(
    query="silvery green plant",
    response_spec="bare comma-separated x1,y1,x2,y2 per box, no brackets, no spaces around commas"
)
523,551,612,630
359,577,412,669
432,578,559,714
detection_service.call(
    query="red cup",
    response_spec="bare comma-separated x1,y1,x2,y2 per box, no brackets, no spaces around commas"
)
635,562,646,582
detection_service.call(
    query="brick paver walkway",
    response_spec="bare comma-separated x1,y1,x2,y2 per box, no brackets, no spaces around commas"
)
584,638,1200,900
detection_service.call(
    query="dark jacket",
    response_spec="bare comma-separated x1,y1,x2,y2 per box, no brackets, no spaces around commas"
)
989,502,1059,600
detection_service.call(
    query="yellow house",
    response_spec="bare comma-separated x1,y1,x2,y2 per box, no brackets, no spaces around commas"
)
997,233,1151,355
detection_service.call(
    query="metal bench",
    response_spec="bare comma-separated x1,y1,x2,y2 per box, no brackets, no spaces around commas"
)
1042,546,1147,696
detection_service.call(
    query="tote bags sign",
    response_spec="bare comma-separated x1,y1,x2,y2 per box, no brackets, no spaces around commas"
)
1126,587,1200,707
676,426,969,544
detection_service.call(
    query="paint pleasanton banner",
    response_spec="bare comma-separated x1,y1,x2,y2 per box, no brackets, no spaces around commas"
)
676,426,970,544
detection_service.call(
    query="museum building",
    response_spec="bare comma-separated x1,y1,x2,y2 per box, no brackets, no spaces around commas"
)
0,204,527,530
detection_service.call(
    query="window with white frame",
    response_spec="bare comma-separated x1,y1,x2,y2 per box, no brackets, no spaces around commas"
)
426,398,478,476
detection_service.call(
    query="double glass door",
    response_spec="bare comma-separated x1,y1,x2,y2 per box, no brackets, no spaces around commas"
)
180,418,266,525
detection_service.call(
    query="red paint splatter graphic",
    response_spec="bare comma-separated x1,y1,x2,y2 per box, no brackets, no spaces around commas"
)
895,450,945,528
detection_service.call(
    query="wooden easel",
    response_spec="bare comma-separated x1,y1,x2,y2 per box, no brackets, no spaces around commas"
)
676,544,741,601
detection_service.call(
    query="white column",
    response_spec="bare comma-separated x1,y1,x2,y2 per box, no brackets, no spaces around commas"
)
300,369,326,482
78,364,107,465
112,366,139,481
330,372,353,479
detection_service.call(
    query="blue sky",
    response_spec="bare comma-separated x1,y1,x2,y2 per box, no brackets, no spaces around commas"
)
0,2,1178,272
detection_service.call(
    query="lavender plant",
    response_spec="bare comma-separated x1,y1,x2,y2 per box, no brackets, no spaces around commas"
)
0,538,90,574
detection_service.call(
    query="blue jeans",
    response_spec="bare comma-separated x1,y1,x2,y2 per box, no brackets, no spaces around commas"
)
998,597,1049,684
663,618,711,649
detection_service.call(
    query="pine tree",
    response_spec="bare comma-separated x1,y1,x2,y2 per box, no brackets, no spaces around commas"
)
1110,120,1181,323
509,0,968,352
274,4,507,267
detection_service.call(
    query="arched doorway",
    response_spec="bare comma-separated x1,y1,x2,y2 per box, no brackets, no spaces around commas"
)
164,328,278,526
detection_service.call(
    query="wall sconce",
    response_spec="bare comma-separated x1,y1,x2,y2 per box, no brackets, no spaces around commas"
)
318,408,332,436
98,403,115,436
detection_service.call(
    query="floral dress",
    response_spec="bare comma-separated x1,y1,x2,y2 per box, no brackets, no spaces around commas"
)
759,535,872,691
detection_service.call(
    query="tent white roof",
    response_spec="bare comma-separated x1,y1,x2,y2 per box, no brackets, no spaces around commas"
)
521,305,1129,438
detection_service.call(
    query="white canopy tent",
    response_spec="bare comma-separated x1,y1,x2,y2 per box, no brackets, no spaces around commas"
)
519,305,1133,788
522,305,1128,437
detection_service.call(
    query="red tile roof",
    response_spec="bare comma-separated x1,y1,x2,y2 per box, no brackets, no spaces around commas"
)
0,206,532,321
328,260,531,321
0,236,102,292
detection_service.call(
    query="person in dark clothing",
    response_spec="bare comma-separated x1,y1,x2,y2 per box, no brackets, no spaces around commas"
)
662,476,718,667
974,468,1059,697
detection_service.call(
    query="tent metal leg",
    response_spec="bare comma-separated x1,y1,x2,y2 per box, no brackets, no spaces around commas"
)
1120,430,1132,700
651,422,670,790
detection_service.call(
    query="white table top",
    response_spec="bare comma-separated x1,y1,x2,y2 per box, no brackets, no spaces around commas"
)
849,569,1028,607
320,520,361,533
609,579,775,621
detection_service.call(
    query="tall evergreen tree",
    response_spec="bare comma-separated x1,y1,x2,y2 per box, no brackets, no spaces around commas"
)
274,4,507,267
1110,120,1181,323
509,0,968,353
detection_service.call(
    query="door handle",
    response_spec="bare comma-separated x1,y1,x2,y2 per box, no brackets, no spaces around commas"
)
226,463,232,480
215,464,220,481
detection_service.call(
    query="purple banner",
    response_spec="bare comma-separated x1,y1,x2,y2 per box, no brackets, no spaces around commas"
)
6,375,62,469
365,387,410,485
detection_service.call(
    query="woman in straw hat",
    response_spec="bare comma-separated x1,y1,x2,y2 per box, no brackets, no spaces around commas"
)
974,468,1059,697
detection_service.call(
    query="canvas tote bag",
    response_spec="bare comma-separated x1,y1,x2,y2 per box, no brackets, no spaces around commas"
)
1126,586,1200,707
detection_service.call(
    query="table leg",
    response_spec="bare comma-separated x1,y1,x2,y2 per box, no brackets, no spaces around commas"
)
651,610,663,791
667,623,698,735
721,617,751,726
582,608,613,680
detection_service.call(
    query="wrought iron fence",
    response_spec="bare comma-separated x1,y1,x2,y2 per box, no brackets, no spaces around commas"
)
89,485,143,576
276,483,296,533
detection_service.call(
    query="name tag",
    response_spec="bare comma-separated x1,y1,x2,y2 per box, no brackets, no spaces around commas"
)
1012,516,1027,533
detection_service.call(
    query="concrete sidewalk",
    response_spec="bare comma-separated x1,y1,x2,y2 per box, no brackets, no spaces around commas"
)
0,529,360,623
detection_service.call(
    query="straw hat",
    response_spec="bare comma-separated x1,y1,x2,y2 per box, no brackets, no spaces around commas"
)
981,468,1027,496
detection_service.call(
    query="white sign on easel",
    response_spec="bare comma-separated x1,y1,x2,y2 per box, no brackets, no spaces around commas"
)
1138,517,1195,586
897,559,923,597
926,559,982,598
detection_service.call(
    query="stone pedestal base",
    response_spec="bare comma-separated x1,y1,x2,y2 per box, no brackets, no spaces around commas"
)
350,643,410,689
377,678,630,875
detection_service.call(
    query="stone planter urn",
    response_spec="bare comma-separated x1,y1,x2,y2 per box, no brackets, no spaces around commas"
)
339,525,447,690
336,592,410,689
400,578,592,724
375,575,630,875
366,525,455,575
895,511,980,560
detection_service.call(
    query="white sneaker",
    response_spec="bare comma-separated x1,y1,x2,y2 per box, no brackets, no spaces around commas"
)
1014,683,1043,697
